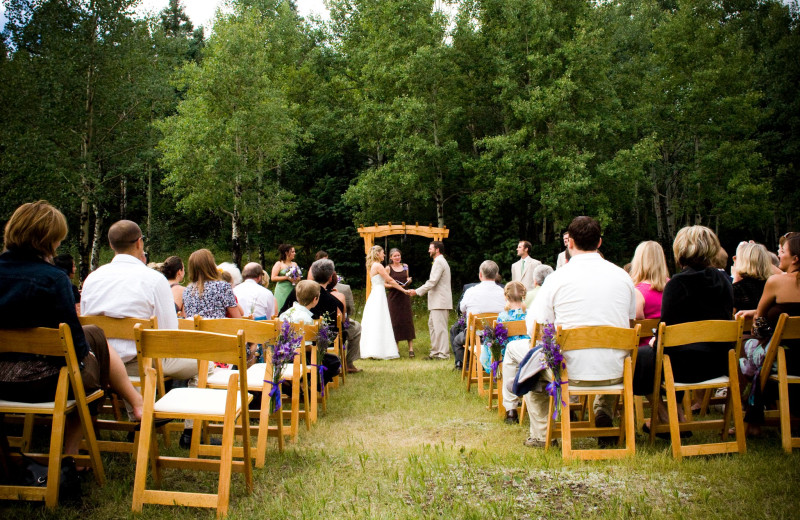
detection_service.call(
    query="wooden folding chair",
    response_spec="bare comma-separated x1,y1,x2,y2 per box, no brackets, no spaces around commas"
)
465,313,499,395
631,318,660,433
194,318,284,467
648,317,746,459
132,325,253,517
77,315,172,453
544,324,640,460
757,313,800,453
0,324,105,508
488,320,527,416
268,321,315,442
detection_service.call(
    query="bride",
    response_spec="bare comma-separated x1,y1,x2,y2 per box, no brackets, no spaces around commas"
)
360,245,408,360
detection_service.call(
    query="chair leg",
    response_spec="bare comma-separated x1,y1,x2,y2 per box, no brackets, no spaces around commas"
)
560,383,572,459
45,372,69,508
663,357,683,460
623,359,636,455
777,348,792,453
634,396,645,434
132,369,157,513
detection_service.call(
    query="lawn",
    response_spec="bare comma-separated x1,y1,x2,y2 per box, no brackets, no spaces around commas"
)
3,298,799,519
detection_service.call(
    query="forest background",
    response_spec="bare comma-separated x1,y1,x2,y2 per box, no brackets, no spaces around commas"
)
1,0,798,289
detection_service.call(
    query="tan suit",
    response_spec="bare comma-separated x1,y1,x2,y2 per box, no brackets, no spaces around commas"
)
511,256,541,292
333,282,360,364
415,255,452,359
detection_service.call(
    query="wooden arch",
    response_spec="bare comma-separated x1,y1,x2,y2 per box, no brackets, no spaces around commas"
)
357,222,450,294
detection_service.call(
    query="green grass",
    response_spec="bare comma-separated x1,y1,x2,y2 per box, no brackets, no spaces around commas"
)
3,304,800,519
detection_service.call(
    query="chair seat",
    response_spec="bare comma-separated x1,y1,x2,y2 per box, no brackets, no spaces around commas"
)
670,375,729,389
0,389,104,413
769,373,800,383
128,375,141,383
207,368,238,387
154,388,244,416
570,383,624,393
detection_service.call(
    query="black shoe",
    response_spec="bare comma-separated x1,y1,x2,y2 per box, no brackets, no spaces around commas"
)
594,410,616,447
504,409,518,425
454,361,463,370
179,430,222,449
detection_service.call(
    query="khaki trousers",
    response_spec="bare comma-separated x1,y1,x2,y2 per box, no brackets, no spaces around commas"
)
428,309,450,359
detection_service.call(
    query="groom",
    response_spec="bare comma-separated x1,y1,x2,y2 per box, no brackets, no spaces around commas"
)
409,241,452,360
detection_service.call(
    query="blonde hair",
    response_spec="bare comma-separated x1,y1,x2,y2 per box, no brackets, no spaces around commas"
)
296,280,320,306
3,201,68,259
366,245,383,270
504,281,526,311
187,249,220,297
672,226,721,270
735,242,773,281
630,241,669,291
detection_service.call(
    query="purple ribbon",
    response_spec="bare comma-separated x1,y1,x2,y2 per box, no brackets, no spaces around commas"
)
263,379,285,413
545,380,567,420
490,360,500,382
307,363,329,396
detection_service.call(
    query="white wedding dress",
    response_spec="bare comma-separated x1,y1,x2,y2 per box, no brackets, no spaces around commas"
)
360,274,399,360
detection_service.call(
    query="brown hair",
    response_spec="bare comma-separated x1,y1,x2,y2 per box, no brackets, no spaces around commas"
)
278,243,294,261
296,280,320,306
160,256,184,280
784,235,800,285
431,241,445,254
187,249,220,297
672,225,720,270
108,220,142,252
567,216,602,251
504,281,526,311
3,201,67,259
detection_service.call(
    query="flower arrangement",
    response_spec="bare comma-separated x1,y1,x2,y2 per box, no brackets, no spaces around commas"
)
265,320,302,413
287,265,302,283
541,322,566,419
483,322,509,381
454,313,466,336
312,317,333,396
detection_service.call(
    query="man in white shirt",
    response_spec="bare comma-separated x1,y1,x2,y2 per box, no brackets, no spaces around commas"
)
450,260,506,370
234,262,277,319
511,240,540,292
508,216,636,447
81,220,200,446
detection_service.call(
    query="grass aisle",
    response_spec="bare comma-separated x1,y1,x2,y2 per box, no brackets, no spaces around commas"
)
5,323,799,519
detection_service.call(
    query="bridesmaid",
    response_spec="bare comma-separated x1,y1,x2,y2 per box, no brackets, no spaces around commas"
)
271,243,301,311
386,248,416,357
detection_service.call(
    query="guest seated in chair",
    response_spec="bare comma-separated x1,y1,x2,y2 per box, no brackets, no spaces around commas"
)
0,201,144,456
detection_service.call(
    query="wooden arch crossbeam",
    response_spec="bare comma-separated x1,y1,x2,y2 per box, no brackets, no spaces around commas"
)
357,222,450,295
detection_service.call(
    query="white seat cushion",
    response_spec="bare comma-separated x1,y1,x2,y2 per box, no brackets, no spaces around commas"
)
154,388,242,416
0,399,76,411
672,376,729,389
570,383,624,393
206,368,238,387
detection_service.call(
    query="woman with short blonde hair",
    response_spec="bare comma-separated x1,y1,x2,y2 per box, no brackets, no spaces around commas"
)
732,242,772,312
672,225,721,270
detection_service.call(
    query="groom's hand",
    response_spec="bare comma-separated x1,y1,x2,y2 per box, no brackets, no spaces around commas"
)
408,289,417,296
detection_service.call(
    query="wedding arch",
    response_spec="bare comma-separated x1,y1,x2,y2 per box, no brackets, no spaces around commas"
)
357,222,450,294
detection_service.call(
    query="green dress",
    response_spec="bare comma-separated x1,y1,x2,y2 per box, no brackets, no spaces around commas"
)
274,267,293,310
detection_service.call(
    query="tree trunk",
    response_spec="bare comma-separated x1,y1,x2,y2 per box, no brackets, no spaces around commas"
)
120,175,127,218
147,165,152,239
90,204,103,272
79,8,98,282
79,196,91,281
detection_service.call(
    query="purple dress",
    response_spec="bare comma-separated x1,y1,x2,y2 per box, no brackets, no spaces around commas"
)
387,266,416,341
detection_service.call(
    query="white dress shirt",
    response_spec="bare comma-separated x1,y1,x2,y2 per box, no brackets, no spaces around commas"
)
233,279,275,319
81,254,179,363
528,252,636,380
460,280,506,316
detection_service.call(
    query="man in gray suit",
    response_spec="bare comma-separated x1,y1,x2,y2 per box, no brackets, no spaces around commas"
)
409,241,452,360
333,277,362,373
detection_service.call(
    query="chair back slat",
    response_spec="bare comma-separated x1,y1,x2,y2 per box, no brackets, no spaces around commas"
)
658,318,744,348
195,317,278,344
177,318,196,331
631,318,660,339
557,325,641,352
759,314,800,390
496,319,527,337
79,315,156,340
134,326,246,367
0,327,67,357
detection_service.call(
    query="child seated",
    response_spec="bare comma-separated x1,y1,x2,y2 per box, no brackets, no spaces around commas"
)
480,281,530,373
279,280,320,327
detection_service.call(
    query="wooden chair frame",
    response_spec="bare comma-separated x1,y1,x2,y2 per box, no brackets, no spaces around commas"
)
77,315,170,453
648,318,746,459
631,318,660,434
132,325,253,517
544,325,640,460
465,313,499,395
487,320,527,416
0,324,105,508
193,318,284,467
757,313,800,453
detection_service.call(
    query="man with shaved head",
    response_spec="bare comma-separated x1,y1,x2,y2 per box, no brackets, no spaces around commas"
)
234,262,277,319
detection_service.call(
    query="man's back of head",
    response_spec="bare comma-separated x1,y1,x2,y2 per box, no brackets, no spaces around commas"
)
479,260,499,281
108,220,142,254
310,258,335,285
567,216,601,252
242,262,264,281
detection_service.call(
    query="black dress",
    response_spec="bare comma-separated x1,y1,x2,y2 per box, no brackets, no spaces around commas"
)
387,266,415,342
733,276,766,312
